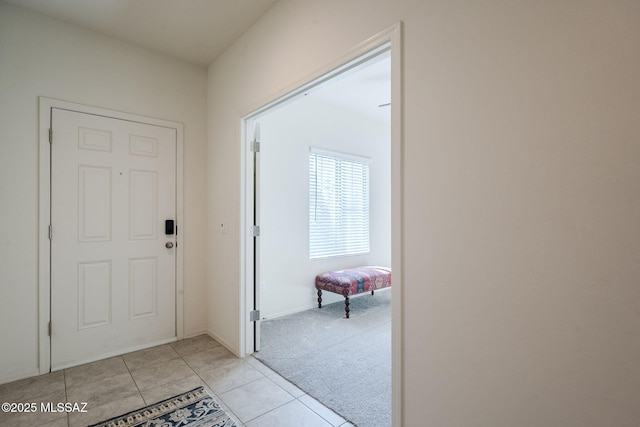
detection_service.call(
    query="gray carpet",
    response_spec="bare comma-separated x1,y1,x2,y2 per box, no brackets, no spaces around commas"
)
255,290,391,427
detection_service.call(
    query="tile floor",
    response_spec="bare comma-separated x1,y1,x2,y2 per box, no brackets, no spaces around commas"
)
0,335,354,427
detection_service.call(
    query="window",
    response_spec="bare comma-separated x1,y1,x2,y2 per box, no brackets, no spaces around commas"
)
309,148,370,258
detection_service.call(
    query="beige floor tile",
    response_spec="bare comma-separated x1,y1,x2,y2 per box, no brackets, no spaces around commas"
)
122,344,180,371
299,394,346,426
246,399,332,427
181,345,237,373
67,392,144,427
64,357,129,389
66,372,138,409
37,417,69,427
198,360,265,394
0,371,65,402
170,334,222,356
205,389,246,427
0,411,68,427
0,389,68,427
139,375,207,406
129,357,196,391
266,373,305,398
218,377,294,423
246,357,277,376
0,337,345,427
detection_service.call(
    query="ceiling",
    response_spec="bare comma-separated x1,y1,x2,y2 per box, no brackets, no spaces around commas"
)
4,0,390,122
3,0,279,66
308,53,391,125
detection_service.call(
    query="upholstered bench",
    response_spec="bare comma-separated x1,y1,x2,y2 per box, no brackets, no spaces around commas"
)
315,266,391,318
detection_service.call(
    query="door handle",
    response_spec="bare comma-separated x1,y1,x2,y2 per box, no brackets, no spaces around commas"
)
165,242,174,249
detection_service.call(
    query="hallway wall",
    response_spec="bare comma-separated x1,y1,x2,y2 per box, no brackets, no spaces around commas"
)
0,2,208,384
206,0,640,425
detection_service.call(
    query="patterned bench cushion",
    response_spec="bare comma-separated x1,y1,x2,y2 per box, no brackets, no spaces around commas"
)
315,266,391,297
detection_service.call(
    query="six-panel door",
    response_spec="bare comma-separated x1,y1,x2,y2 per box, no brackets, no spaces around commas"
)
50,108,177,370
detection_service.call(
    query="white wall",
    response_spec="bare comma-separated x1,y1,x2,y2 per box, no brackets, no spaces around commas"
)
207,0,640,425
0,2,208,384
258,96,391,319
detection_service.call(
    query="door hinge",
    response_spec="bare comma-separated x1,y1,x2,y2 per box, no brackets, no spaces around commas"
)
48,321,52,336
250,310,260,322
49,128,52,144
250,140,260,153
48,224,52,240
251,225,260,237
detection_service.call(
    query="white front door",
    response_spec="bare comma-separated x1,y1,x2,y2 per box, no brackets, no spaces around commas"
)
50,108,177,370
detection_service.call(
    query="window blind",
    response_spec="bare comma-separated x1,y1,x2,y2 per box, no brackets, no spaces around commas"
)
309,149,370,259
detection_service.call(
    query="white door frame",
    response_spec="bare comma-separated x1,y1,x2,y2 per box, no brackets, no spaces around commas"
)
240,22,403,426
38,97,185,374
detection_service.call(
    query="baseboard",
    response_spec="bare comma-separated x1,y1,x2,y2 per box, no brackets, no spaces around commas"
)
204,329,240,358
264,288,391,320
183,329,207,340
264,303,319,320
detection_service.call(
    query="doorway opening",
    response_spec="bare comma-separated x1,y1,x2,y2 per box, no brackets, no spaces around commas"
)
241,23,402,426
254,50,391,322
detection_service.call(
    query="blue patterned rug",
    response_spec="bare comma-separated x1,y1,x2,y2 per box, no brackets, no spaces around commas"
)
88,386,237,427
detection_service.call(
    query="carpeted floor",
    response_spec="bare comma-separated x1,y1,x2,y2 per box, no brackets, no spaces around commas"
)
255,289,391,427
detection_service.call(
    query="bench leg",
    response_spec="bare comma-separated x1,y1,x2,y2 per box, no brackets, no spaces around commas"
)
345,296,350,319
317,289,322,308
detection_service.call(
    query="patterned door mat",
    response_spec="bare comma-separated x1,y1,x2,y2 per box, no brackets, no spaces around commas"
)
88,386,237,427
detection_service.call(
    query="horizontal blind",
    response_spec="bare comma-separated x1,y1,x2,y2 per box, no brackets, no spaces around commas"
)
309,150,370,259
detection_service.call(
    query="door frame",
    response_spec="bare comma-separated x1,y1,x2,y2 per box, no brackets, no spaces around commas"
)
38,97,185,374
239,22,403,426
